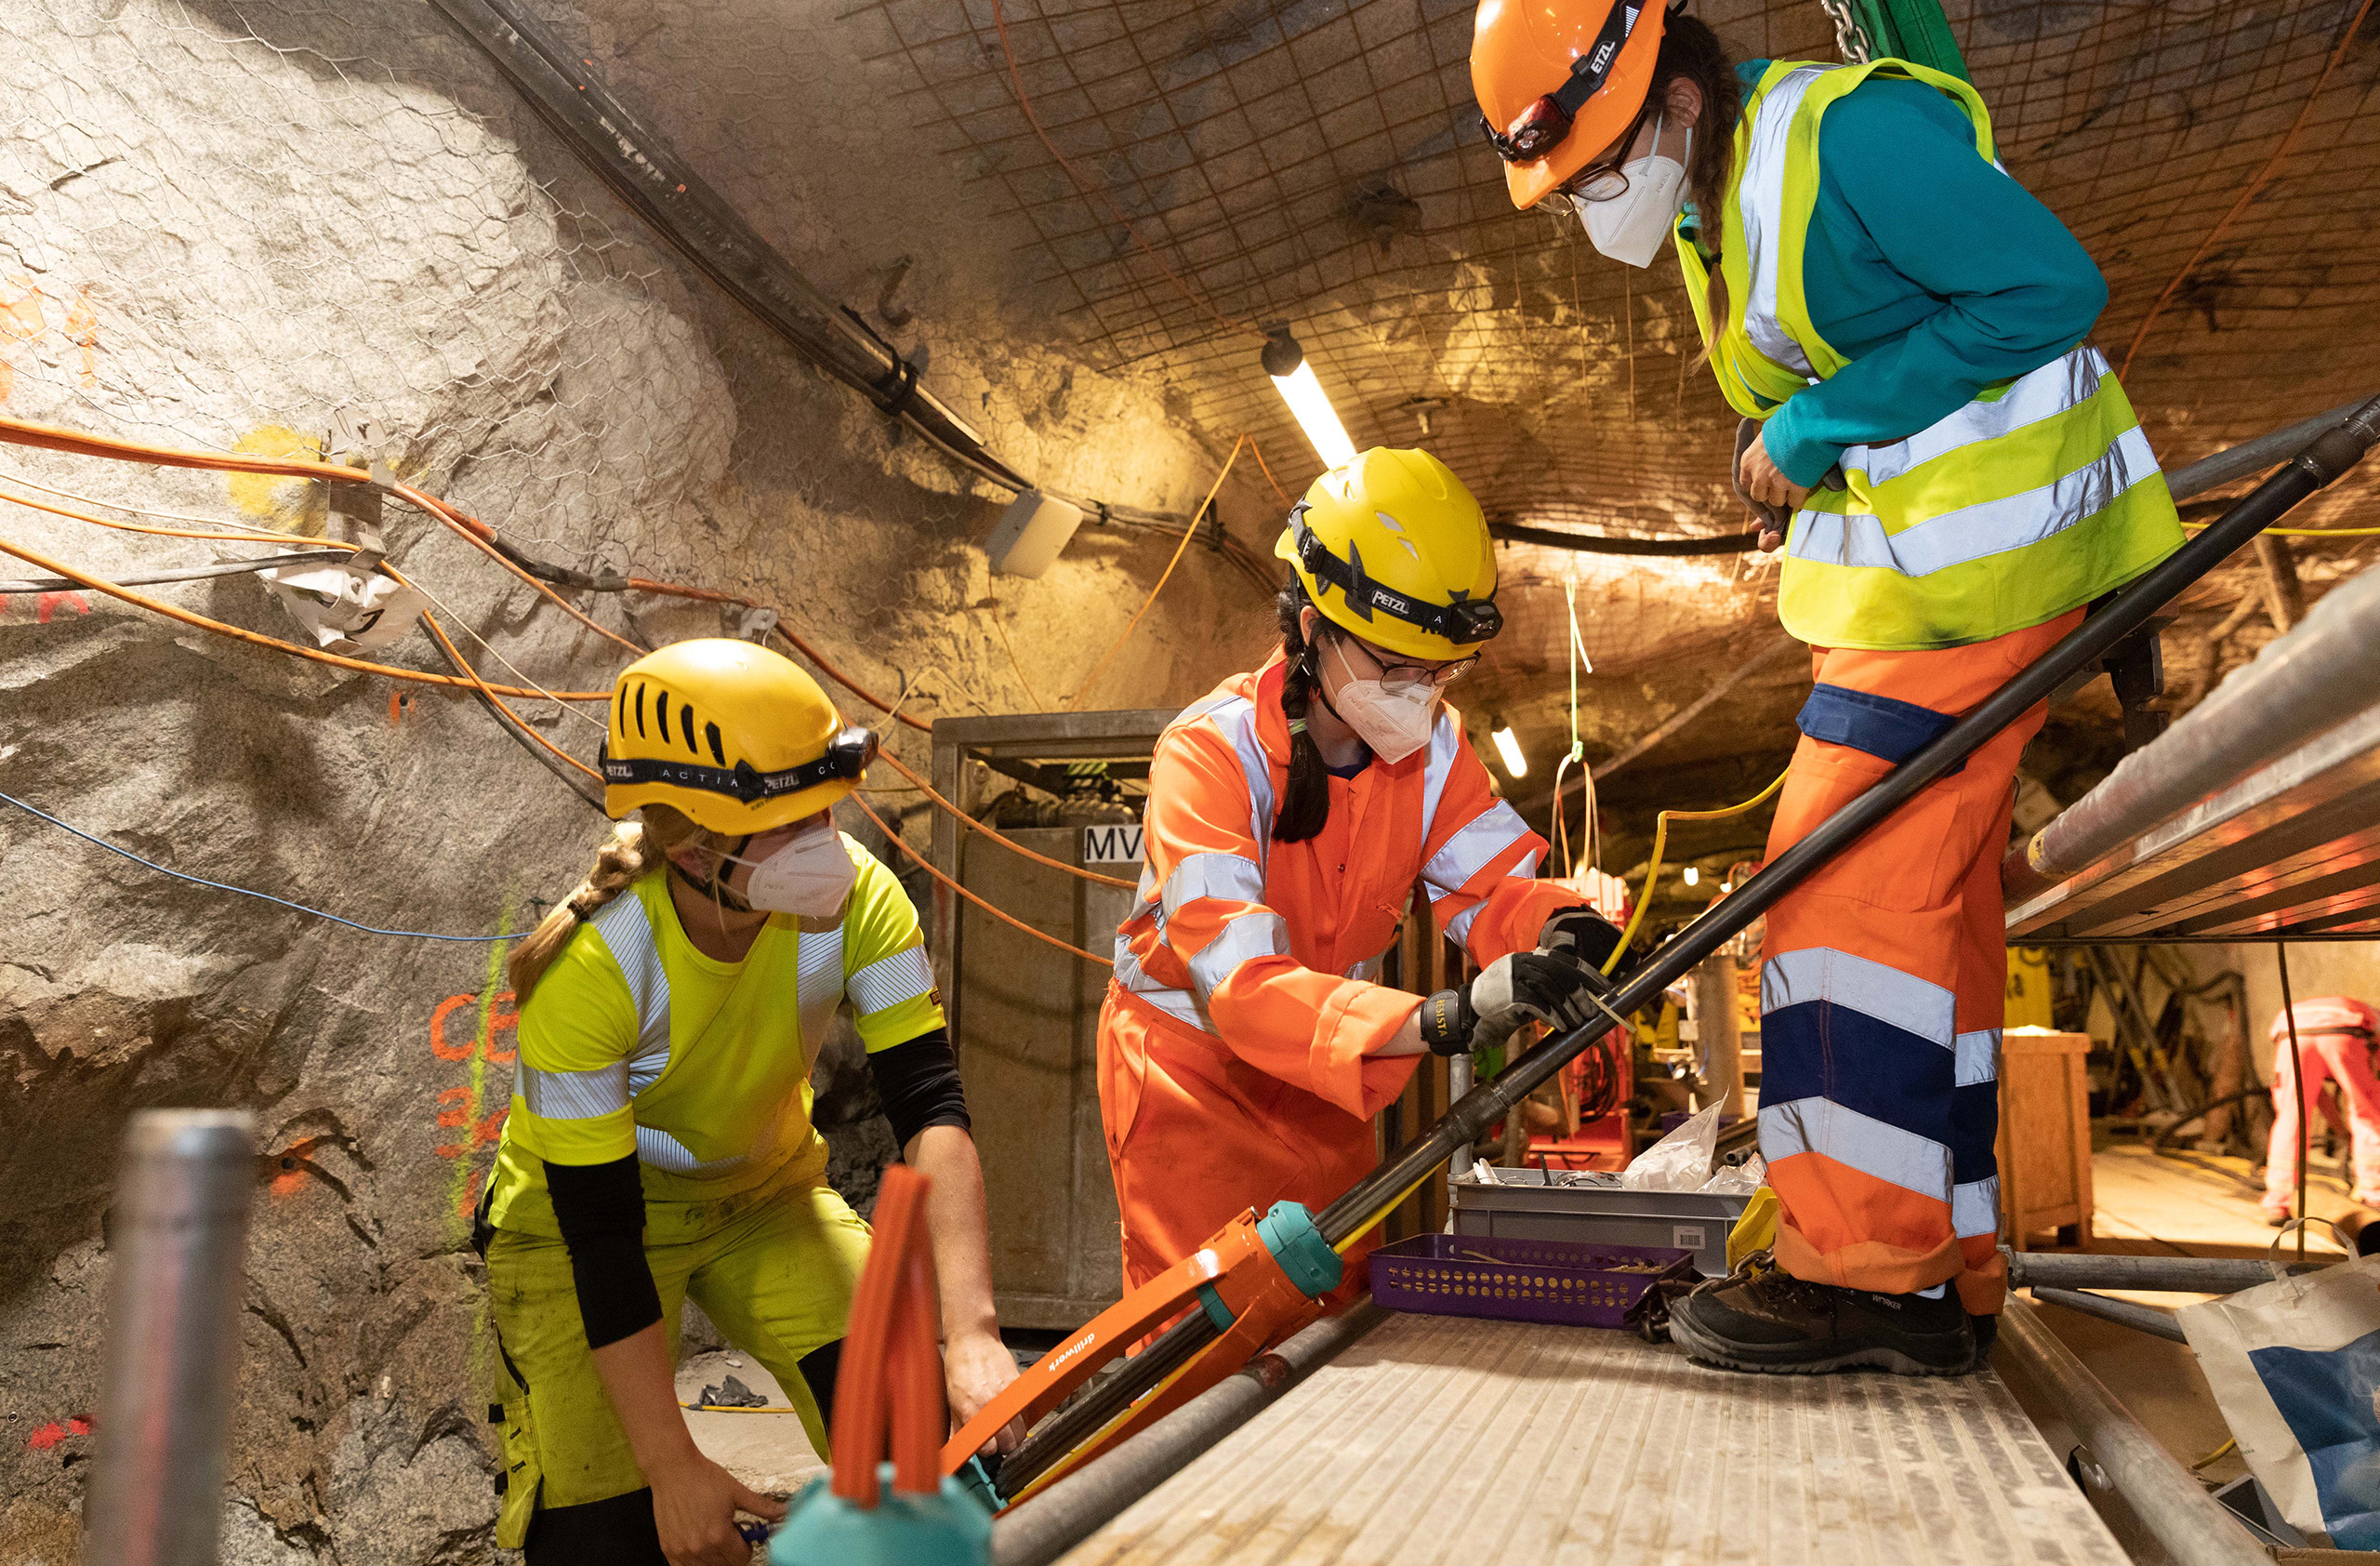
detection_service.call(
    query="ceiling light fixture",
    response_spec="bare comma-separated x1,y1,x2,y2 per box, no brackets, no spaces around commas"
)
1682,865,1699,887
1262,325,1356,469
1490,723,1527,777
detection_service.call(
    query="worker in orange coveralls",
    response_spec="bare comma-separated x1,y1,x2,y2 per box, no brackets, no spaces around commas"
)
1099,446,1626,1309
2263,996,2380,1225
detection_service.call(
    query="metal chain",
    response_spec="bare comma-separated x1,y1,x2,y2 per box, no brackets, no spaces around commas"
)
1818,0,1875,62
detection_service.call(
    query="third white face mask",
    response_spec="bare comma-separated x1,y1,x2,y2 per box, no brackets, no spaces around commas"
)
1326,639,1438,764
1581,113,1691,270
715,824,856,917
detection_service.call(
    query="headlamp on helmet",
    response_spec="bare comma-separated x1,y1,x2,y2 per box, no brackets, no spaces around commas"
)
1288,502,1504,646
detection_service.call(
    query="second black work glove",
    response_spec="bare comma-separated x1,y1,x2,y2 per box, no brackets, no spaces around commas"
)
1421,951,1620,1056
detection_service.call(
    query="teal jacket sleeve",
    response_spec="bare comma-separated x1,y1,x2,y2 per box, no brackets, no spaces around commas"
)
1762,77,2109,487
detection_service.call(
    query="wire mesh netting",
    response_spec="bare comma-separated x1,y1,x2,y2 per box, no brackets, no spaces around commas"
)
840,0,2380,708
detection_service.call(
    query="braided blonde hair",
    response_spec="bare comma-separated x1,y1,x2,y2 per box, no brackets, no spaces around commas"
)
509,805,709,1000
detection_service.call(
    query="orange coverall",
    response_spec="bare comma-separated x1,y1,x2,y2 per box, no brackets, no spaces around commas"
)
1759,608,2081,1317
2263,996,2380,1217
1100,654,1583,1300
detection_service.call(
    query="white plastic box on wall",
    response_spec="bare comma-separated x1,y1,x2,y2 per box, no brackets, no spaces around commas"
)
986,490,1085,578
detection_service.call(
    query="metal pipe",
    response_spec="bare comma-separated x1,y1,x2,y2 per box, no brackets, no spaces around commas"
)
2007,1249,2324,1294
1448,1054,1474,1181
84,1109,258,1566
2024,539,2380,881
1005,393,2380,1493
991,1304,1384,1566
1997,1297,2270,1566
2166,396,2372,501
2030,1288,2188,1343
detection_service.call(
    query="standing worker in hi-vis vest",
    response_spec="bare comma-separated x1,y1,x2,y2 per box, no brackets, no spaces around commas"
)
1471,0,2183,1374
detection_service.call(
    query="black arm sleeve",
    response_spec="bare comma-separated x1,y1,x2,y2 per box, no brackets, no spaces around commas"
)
545,1153,664,1351
866,1029,972,1149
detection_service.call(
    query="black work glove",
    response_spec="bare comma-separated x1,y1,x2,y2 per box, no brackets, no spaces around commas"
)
1420,952,1619,1057
1537,906,1627,977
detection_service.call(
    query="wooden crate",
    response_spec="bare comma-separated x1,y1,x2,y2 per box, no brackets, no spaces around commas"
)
1998,1027,2095,1249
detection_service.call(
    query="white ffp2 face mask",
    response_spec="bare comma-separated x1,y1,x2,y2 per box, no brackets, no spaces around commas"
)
711,823,856,917
1579,114,1691,270
1324,639,1439,764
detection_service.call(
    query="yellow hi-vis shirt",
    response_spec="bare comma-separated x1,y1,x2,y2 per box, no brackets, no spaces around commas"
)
485,833,943,1236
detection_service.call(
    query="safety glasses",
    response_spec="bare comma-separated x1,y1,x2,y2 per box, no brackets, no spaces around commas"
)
1338,631,1477,696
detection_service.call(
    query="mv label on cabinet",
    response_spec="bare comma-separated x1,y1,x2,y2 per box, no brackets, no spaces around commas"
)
1082,824,1144,865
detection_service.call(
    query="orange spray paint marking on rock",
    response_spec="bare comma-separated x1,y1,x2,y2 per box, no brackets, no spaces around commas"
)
431,901,517,1241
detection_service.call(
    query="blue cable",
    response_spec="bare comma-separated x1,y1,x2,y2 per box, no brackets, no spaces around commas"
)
0,788,515,943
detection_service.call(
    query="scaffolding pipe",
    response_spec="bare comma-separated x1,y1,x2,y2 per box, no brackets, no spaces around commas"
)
2030,1288,2188,1343
83,1110,258,1566
991,1304,1384,1566
2025,543,2380,883
2005,1249,2325,1295
998,395,2380,1500
2166,397,2373,501
1997,1298,2269,1566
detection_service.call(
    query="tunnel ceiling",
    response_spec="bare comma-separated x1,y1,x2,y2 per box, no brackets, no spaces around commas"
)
722,0,2379,824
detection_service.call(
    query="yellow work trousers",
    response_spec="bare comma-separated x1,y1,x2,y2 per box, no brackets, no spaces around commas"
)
483,1170,870,1548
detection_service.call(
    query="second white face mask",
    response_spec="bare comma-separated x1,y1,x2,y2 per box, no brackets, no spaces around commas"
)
1326,639,1438,764
1581,115,1691,270
714,825,856,917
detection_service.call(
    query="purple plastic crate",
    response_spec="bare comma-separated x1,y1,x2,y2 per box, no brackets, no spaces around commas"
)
1368,1234,1696,1328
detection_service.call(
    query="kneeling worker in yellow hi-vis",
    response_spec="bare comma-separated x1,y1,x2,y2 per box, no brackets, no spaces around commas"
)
476,639,1020,1566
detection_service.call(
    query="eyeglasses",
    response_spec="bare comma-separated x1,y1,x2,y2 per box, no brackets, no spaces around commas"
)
1338,631,1476,696
1534,101,1660,215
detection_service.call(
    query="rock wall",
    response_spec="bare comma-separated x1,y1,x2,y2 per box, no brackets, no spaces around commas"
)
0,4,1279,1560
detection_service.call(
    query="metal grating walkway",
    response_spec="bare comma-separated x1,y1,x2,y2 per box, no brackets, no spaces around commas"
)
1058,1311,2129,1566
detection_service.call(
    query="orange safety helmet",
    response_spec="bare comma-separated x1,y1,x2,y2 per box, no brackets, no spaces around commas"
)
1472,0,1671,210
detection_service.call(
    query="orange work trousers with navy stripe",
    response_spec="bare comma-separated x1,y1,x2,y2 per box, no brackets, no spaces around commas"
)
1758,608,2079,1317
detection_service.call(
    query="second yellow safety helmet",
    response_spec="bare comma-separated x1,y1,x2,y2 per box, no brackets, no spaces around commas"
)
1275,447,1502,662
600,639,877,834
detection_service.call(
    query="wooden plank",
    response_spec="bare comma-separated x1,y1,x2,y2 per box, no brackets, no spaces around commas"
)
1062,1312,2133,1566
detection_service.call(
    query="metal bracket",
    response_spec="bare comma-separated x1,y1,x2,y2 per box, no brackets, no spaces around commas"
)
323,408,390,570
729,604,778,643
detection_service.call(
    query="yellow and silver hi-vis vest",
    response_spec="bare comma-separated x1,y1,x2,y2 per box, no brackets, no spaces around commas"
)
1677,59,2184,651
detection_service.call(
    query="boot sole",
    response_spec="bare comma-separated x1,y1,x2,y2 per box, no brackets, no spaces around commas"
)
1670,1312,1975,1377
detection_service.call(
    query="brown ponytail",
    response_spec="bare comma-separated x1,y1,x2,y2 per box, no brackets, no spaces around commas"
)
509,805,708,1001
1654,12,1743,346
1272,581,1333,843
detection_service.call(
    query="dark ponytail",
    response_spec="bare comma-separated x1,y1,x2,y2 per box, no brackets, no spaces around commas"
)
1653,12,1743,344
1273,581,1332,843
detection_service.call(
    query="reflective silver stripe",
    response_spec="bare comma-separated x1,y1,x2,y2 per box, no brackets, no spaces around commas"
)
848,944,934,1015
1185,909,1290,1005
1213,698,1278,872
796,925,845,1055
1738,64,1831,381
1134,860,1159,903
1421,803,1532,896
1760,1096,1951,1202
636,1121,764,1177
1761,947,1955,1050
1442,899,1485,950
1344,945,1390,984
626,1040,669,1097
588,892,671,1068
1952,1175,2001,1239
1955,1029,2001,1088
1789,423,2159,578
1160,851,1267,918
518,1060,630,1121
1420,710,1462,832
1845,348,2106,487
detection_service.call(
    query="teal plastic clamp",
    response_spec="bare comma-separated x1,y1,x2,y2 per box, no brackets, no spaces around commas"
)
952,1455,1005,1518
767,1464,993,1566
1257,1201,1343,1299
1195,1280,1236,1331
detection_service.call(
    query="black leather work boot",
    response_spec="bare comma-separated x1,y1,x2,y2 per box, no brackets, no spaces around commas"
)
1668,1254,1977,1376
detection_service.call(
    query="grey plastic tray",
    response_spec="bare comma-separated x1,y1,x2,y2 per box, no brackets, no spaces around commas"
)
1448,1167,1751,1278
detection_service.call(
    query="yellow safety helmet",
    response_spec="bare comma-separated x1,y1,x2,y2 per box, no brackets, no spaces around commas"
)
1472,0,1670,210
599,639,878,834
1275,447,1502,662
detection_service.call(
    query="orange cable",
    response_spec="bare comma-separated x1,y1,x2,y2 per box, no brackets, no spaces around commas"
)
0,484,335,546
1246,434,1297,508
851,793,1114,967
987,0,1264,342
2121,0,2376,378
412,601,604,783
400,485,642,657
625,577,933,734
1069,436,1244,707
875,750,1135,890
0,530,610,700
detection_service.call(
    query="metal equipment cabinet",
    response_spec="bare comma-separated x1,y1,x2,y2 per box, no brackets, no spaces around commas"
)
929,710,1173,1332
1997,1026,2095,1247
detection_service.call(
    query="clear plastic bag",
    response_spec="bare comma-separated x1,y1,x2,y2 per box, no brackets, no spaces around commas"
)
1620,1102,1722,1191
1700,1151,1766,1195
